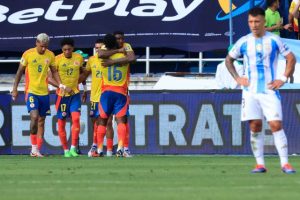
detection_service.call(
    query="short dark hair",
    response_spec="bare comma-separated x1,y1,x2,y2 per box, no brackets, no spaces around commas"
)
248,7,265,17
113,31,124,36
95,38,103,44
103,34,118,49
60,38,74,47
267,0,277,7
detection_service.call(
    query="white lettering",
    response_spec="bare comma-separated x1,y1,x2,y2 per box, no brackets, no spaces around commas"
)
12,106,30,146
192,104,223,146
223,104,242,146
72,0,117,20
0,5,9,23
163,0,204,21
114,0,130,16
45,0,73,21
8,8,44,24
159,105,186,146
131,0,167,17
130,105,153,146
0,109,5,146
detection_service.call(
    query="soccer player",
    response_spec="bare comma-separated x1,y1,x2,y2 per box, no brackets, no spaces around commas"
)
97,34,131,157
11,33,63,157
225,7,296,174
48,38,84,157
79,39,114,157
98,31,136,157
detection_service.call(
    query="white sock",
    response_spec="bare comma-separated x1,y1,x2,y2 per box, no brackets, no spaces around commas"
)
92,143,97,147
124,147,129,151
250,131,265,166
31,145,38,153
70,145,76,150
273,129,288,167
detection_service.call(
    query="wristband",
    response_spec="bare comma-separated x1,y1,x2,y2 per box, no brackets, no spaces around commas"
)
59,84,66,89
279,75,287,83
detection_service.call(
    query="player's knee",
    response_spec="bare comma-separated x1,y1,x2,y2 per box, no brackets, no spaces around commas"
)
249,120,262,132
269,121,282,132
30,126,38,134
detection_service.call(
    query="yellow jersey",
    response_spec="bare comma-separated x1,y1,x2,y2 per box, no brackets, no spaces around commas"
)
20,48,55,96
55,52,83,96
289,1,300,32
101,53,129,96
86,55,102,102
123,43,133,52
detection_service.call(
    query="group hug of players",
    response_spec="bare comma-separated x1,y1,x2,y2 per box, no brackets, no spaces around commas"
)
11,31,136,158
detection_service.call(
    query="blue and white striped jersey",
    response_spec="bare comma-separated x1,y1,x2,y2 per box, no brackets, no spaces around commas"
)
229,32,291,93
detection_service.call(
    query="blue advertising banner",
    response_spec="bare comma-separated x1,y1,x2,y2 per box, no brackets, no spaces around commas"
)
0,0,264,52
1,89,300,155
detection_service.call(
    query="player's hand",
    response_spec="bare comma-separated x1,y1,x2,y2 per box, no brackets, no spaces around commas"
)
283,23,292,31
81,91,87,103
118,47,126,54
268,80,285,90
235,77,250,87
11,89,18,101
102,59,114,67
65,87,74,95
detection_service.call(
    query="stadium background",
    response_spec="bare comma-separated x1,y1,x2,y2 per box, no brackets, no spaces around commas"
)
1,0,300,155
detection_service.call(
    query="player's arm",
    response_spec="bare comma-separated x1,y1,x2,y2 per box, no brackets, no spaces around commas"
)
11,64,26,100
225,55,249,86
47,70,59,88
78,67,91,83
98,48,124,59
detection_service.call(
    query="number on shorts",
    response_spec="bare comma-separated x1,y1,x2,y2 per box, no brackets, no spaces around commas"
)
91,102,96,110
29,96,34,103
60,104,67,112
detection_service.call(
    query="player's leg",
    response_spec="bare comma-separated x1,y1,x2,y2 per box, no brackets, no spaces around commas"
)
241,91,265,172
123,102,132,157
26,93,43,157
114,92,129,157
249,120,266,173
37,117,44,152
260,93,296,174
88,101,99,157
97,91,114,156
69,93,81,157
106,115,114,156
55,95,71,157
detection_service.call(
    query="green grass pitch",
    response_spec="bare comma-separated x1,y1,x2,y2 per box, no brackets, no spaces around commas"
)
0,155,299,200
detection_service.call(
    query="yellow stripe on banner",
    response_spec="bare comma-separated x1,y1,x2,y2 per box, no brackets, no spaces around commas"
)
218,0,236,14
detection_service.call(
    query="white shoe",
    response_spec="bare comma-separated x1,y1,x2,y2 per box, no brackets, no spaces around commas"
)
123,149,133,158
88,145,97,157
30,151,44,158
106,150,113,157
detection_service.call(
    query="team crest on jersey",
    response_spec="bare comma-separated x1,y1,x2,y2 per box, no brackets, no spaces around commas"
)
30,103,35,108
45,59,49,64
33,59,37,63
256,44,263,52
62,63,67,67
62,112,67,117
74,61,80,66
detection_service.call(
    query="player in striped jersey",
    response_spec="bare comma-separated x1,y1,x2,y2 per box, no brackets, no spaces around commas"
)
226,7,296,174
12,33,63,157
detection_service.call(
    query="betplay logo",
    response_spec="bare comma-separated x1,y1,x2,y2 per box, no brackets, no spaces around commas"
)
0,0,204,24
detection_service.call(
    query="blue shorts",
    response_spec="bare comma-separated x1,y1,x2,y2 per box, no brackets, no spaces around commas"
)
89,101,99,118
26,93,51,117
99,91,128,118
55,93,81,119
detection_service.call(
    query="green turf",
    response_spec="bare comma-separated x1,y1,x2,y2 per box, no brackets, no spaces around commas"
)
0,155,299,200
